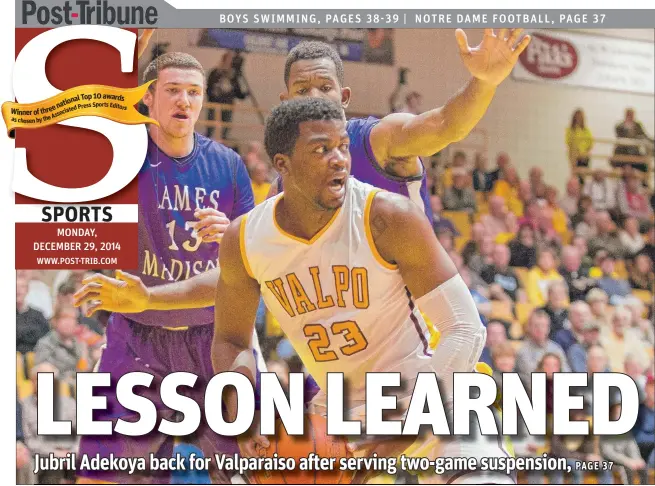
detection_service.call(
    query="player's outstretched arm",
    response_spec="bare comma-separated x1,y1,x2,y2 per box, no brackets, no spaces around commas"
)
369,29,530,167
137,29,154,59
370,192,486,406
73,268,220,316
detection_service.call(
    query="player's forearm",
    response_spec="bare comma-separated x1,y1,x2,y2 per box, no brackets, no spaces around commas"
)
416,274,486,409
147,268,220,310
211,337,256,422
393,77,496,157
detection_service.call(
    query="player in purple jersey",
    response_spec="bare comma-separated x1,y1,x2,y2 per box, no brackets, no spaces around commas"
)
76,53,257,484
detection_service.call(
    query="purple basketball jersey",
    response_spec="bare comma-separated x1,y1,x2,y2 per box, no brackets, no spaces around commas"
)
122,133,254,327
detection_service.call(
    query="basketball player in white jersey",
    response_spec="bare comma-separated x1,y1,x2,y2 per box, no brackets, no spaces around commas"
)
213,98,513,484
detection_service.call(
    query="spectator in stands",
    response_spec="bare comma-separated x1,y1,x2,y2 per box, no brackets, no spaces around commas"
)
205,51,247,140
442,151,467,189
488,152,511,186
614,108,653,173
472,153,493,192
625,353,649,401
529,167,547,201
436,227,455,253
559,245,594,302
492,165,523,216
618,170,654,228
508,223,537,268
619,216,646,256
535,204,561,246
16,399,33,485
639,223,655,264
26,270,54,320
572,235,594,270
22,362,77,485
242,141,267,171
490,341,516,389
467,234,494,274
526,247,565,307
540,281,569,338
16,271,50,355
515,310,570,385
551,299,587,351
602,306,646,372
634,375,655,467
517,180,533,217
34,304,90,383
443,168,477,213
601,403,648,485
586,288,612,329
596,254,632,304
517,199,539,231
479,320,508,367
570,194,593,228
250,161,272,206
449,250,486,294
628,253,654,291
559,176,581,219
624,296,654,347
544,186,568,238
549,407,609,485
461,222,486,266
481,243,523,302
430,195,459,236
574,206,598,240
566,108,594,172
481,195,517,239
556,302,593,372
583,169,618,213
536,352,562,414
589,211,625,258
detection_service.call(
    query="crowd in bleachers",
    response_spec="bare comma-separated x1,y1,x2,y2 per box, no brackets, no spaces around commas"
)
421,135,654,483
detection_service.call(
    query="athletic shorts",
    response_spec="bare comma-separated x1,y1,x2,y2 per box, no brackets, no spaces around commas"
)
77,314,243,484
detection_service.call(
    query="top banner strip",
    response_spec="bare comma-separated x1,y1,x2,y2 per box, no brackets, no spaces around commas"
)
14,4,655,29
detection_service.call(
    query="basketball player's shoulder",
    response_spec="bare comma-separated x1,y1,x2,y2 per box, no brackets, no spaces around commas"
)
368,187,425,224
346,116,380,137
195,133,242,163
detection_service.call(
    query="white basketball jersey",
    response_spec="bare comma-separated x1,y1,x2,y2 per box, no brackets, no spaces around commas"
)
240,178,434,412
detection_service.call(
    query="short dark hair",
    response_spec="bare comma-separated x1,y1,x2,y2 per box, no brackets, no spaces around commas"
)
264,98,344,161
142,52,205,85
284,41,344,87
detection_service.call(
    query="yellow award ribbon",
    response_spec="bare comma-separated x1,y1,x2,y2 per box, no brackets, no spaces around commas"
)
1,81,158,135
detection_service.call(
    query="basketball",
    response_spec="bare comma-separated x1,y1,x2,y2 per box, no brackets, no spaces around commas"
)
252,414,355,485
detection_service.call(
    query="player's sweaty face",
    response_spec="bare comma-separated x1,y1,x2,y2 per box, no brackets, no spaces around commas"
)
286,59,345,108
147,68,204,139
290,119,350,211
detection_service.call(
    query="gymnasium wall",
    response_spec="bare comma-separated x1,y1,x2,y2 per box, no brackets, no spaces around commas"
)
140,28,654,191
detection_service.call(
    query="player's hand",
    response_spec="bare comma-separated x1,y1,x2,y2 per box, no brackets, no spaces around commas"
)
192,208,231,244
456,29,531,87
237,432,270,459
137,29,155,59
73,270,150,316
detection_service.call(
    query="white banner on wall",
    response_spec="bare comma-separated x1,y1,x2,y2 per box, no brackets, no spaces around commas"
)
512,31,654,95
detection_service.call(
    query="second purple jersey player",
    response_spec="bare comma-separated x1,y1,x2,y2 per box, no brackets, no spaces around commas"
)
76,53,257,485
